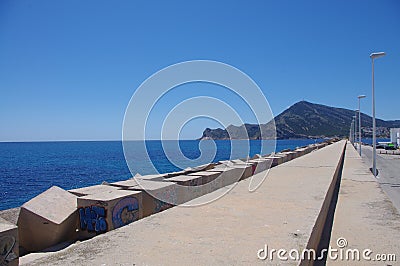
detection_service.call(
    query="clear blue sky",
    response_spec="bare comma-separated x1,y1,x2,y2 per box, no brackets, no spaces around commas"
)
1,0,399,141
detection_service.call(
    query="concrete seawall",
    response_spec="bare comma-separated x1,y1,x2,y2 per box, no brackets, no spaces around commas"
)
19,140,347,265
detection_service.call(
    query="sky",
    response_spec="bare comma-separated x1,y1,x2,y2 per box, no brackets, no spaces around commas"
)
0,0,399,141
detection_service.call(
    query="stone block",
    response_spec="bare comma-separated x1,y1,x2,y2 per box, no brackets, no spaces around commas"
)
187,171,225,194
135,174,168,181
165,175,209,202
17,186,78,253
77,190,142,239
264,155,284,166
209,165,248,185
125,180,178,217
248,158,272,174
0,217,18,266
107,179,139,189
69,184,120,197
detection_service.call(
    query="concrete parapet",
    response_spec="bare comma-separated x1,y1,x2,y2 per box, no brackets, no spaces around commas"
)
17,186,78,253
0,217,18,266
77,190,142,239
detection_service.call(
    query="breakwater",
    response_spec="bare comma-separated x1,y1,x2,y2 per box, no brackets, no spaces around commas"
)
0,139,336,265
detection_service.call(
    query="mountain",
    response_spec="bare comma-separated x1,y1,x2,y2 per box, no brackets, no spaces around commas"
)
200,101,400,139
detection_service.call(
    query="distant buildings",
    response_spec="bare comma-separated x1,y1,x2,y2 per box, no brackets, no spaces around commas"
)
390,128,400,147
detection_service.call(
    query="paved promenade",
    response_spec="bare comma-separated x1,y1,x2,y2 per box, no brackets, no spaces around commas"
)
360,144,400,213
328,143,400,265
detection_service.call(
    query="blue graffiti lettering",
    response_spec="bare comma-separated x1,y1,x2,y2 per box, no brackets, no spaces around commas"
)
78,206,108,233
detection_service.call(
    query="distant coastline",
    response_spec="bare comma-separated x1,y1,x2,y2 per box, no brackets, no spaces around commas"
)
200,101,400,140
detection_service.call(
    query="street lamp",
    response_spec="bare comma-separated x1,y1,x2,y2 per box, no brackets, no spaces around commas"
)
353,115,357,147
370,51,386,177
357,95,366,155
354,111,359,147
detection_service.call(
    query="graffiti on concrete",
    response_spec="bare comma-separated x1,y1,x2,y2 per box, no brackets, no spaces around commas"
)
251,164,256,175
112,197,139,229
0,235,17,265
78,206,107,233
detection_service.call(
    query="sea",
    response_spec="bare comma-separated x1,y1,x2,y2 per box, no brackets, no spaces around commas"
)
0,138,388,210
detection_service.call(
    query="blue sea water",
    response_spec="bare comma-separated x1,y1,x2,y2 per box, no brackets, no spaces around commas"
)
0,139,328,210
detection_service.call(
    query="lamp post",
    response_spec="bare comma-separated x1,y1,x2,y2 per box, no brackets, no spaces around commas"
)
349,121,353,143
358,95,366,155
370,52,386,177
353,115,357,147
354,111,358,147
350,118,354,144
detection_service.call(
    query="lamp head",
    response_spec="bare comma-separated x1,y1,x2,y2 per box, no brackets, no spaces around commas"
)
370,52,386,59
358,95,366,99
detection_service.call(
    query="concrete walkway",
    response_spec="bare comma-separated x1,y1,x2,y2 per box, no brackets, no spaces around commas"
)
21,141,346,265
327,143,400,265
360,144,400,213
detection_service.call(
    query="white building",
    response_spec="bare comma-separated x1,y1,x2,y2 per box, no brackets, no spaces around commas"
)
390,128,400,147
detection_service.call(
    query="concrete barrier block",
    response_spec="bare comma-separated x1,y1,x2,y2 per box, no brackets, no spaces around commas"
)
108,179,139,189
294,148,306,157
218,160,235,167
208,167,243,186
77,190,142,239
230,160,257,175
231,164,253,180
126,180,177,217
280,151,297,161
248,158,272,174
264,156,284,167
275,153,289,163
231,159,246,164
214,164,253,181
165,175,203,187
292,150,302,158
187,171,223,194
0,218,18,266
188,163,216,172
188,171,220,184
136,174,167,181
165,175,205,201
17,186,78,253
69,184,120,197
